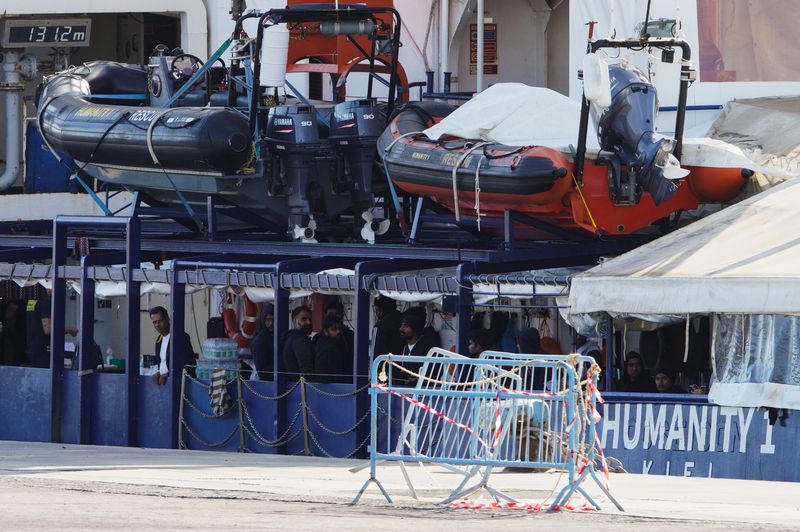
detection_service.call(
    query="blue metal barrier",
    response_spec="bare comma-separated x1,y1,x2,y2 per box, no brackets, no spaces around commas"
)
354,350,623,511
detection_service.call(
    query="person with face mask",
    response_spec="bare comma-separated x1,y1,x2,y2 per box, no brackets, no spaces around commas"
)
616,351,656,393
282,305,314,379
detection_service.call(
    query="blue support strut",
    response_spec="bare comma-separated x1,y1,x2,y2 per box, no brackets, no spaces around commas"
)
78,252,126,444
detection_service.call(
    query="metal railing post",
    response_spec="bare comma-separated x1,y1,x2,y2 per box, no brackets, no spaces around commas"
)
299,377,312,456
178,369,187,449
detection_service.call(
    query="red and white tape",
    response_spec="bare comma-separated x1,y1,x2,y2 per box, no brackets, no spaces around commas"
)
447,500,597,512
373,383,503,450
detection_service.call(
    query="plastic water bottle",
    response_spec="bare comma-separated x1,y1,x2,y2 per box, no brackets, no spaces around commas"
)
105,346,113,366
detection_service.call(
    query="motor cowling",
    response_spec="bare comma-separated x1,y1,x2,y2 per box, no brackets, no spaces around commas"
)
596,64,679,205
328,99,385,208
264,105,323,233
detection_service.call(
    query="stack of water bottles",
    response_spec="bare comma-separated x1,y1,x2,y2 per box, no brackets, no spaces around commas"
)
197,338,241,380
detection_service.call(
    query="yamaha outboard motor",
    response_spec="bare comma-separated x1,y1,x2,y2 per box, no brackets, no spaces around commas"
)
328,99,384,210
596,64,679,205
265,105,322,240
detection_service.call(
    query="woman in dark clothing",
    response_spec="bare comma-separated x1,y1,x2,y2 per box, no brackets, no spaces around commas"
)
616,351,657,393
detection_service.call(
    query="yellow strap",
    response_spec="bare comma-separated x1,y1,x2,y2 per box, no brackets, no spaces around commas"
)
572,173,599,231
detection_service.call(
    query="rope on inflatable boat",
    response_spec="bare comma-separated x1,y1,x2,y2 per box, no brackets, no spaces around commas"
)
451,142,490,222
474,154,486,230
146,108,205,232
571,173,599,232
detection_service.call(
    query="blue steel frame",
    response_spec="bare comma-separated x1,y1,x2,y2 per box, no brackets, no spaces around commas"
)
0,205,663,452
352,258,448,453
273,256,354,453
51,215,140,445
170,258,282,448
77,251,126,443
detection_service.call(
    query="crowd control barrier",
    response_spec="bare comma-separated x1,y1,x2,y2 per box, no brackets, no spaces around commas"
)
353,350,623,511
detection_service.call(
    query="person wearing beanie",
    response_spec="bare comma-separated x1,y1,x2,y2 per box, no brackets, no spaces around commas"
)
516,328,542,354
654,367,684,394
250,303,275,380
397,311,438,383
314,315,351,383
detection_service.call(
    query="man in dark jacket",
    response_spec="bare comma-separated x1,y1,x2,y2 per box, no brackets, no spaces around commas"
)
150,306,197,385
323,299,354,355
397,313,438,383
314,315,351,383
373,296,403,359
282,305,313,379
249,303,274,380
2,301,26,366
26,290,78,369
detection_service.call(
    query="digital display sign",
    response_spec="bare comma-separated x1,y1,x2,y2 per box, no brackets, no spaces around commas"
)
1,18,92,48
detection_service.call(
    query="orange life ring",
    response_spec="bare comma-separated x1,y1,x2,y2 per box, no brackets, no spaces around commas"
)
223,292,258,348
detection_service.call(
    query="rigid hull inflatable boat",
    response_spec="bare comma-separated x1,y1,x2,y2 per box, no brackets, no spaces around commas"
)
379,44,754,236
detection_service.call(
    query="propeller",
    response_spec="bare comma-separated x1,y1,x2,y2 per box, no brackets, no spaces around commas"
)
360,210,390,244
292,217,318,243
659,153,690,180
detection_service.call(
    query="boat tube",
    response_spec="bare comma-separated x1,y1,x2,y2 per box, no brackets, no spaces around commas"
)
38,62,252,174
378,66,750,236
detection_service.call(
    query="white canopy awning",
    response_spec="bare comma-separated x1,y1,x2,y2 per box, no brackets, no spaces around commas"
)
568,178,800,316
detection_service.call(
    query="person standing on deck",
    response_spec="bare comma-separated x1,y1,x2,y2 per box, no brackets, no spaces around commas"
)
26,289,78,369
282,305,314,379
250,303,275,380
150,306,197,385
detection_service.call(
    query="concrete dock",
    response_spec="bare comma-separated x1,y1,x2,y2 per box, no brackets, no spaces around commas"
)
1,441,798,530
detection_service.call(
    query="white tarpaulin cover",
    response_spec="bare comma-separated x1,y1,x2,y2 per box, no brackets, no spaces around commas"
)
422,83,780,176
424,83,593,149
569,178,800,315
707,96,800,194
244,268,355,303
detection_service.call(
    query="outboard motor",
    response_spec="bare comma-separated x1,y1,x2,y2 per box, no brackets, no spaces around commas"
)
328,99,386,237
595,64,680,205
264,105,322,240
